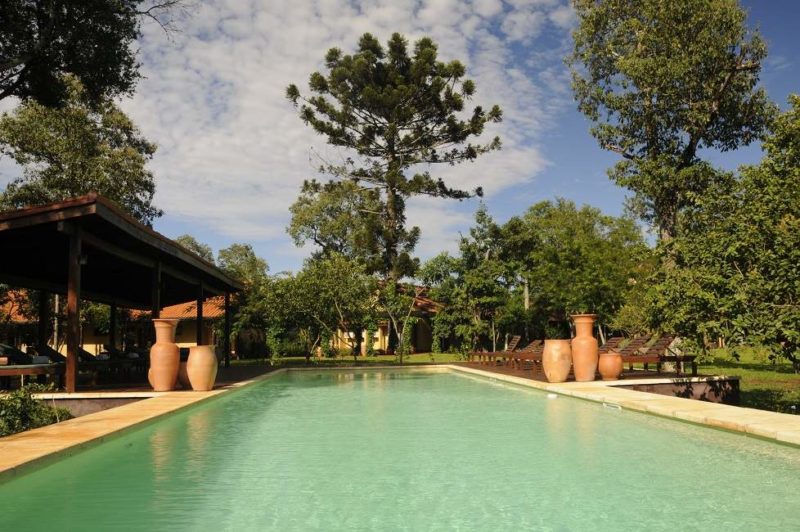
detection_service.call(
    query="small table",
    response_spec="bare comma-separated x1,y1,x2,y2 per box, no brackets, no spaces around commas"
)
0,364,65,388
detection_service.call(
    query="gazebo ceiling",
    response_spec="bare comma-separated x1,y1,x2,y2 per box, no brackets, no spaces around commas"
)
0,193,243,309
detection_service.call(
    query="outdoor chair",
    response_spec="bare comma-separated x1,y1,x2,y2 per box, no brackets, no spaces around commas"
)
599,336,624,354
509,340,544,371
469,335,521,365
613,335,658,373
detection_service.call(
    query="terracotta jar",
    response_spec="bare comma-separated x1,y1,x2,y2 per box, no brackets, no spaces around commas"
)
187,345,218,391
571,314,599,382
542,339,572,383
149,318,180,391
598,350,624,381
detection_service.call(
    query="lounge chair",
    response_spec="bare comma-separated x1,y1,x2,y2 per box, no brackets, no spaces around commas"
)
599,336,624,354
508,340,544,371
613,335,660,373
469,335,521,365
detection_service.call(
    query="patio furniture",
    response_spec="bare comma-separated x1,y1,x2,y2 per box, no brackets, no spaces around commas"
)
469,335,521,365
615,335,661,373
509,340,544,371
599,336,624,354
0,363,65,388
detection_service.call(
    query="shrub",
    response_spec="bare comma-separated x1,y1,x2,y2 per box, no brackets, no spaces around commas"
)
0,384,73,437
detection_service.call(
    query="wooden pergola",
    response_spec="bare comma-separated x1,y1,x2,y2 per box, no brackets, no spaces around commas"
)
0,194,243,392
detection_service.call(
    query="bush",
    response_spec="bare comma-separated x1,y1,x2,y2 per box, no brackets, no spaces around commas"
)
0,384,73,437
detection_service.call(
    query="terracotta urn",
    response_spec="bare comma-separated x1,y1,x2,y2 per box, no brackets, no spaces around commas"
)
598,350,624,381
571,314,599,382
187,345,218,391
149,318,180,391
542,339,572,383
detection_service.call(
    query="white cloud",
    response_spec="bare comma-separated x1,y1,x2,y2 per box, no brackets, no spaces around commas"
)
1,0,575,270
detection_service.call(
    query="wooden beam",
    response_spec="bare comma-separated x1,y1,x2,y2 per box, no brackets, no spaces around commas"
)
224,292,231,368
0,272,148,310
196,285,204,345
152,261,161,318
66,231,81,393
37,291,49,350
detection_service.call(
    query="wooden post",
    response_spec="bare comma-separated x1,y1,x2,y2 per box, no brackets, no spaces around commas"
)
224,292,231,368
196,285,204,345
66,232,81,392
37,291,49,351
109,302,117,352
151,261,161,319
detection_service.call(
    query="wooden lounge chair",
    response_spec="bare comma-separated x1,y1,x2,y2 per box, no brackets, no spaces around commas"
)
599,336,624,354
614,335,660,373
469,335,521,365
509,340,544,371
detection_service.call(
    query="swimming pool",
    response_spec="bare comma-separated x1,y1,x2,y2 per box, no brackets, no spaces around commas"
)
2,368,799,530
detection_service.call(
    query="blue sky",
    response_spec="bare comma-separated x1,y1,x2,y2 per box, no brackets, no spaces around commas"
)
3,0,797,274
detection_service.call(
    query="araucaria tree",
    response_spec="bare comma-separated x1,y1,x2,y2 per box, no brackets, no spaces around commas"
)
569,0,774,241
287,33,502,281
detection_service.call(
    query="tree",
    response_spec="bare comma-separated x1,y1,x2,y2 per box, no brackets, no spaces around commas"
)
216,243,270,354
514,199,647,329
569,0,774,240
287,32,502,281
649,96,800,368
175,234,214,263
288,179,383,271
0,76,161,224
292,254,377,361
0,0,184,105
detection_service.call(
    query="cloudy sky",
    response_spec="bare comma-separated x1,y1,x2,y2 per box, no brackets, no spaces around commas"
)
4,0,800,273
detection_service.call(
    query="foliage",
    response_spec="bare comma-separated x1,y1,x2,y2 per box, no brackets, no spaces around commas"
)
0,384,72,437
288,32,501,281
375,282,423,363
215,243,270,356
175,234,215,263
0,76,161,224
288,179,383,271
569,0,774,240
0,0,183,105
422,200,648,351
647,96,800,369
292,254,377,359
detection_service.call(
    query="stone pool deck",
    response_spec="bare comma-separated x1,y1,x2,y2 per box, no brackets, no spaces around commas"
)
450,364,800,448
2,364,799,483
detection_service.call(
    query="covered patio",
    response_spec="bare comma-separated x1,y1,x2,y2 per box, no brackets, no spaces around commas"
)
0,193,243,392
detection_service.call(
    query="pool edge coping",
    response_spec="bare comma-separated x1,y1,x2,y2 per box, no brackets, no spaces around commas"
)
445,364,800,448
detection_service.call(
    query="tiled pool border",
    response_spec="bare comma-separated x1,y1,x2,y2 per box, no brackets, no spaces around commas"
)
2,364,798,483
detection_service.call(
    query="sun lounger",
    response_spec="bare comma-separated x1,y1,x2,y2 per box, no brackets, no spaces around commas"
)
469,335,521,364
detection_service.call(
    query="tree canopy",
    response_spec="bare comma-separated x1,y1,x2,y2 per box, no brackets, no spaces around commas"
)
174,234,215,263
648,96,800,367
288,32,502,281
0,0,183,106
0,76,161,224
569,0,774,240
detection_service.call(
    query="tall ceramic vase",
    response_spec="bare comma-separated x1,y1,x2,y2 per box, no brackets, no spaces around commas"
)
149,318,180,391
187,345,218,391
542,339,572,383
571,314,599,382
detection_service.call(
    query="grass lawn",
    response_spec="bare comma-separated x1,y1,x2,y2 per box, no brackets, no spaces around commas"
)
700,349,800,414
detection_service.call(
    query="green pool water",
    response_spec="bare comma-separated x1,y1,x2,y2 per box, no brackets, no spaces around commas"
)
2,369,800,531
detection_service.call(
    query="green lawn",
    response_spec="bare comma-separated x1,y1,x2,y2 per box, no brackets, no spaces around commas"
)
700,349,800,414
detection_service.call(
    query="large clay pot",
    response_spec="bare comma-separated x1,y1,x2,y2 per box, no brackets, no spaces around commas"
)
542,339,572,383
598,350,623,381
149,319,180,391
187,345,218,391
571,314,599,382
